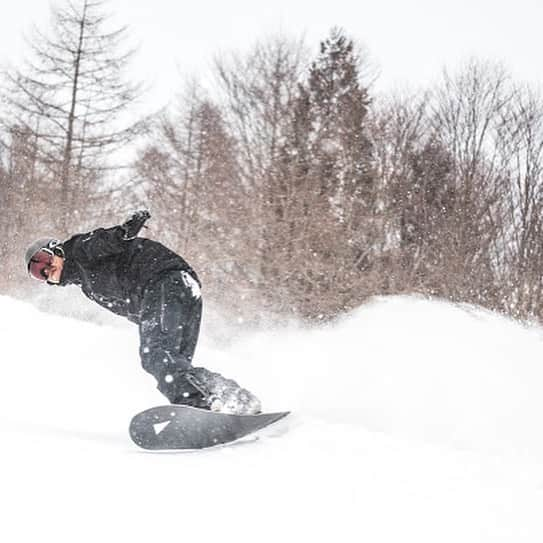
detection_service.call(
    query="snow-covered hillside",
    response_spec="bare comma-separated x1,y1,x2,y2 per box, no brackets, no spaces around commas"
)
2,294,543,542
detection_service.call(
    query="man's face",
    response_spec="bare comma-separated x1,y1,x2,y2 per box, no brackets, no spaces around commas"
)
46,254,64,284
28,250,64,284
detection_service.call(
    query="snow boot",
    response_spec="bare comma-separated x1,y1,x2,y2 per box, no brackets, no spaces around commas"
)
172,367,262,415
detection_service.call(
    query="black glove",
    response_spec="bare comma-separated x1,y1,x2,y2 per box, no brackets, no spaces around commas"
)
121,210,151,240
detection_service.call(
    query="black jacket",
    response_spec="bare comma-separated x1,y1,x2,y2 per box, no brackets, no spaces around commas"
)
58,225,200,323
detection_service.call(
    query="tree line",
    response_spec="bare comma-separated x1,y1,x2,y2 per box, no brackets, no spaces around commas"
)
2,0,543,324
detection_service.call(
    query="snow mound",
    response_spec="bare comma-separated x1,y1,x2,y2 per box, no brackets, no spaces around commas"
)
2,294,543,543
229,295,543,457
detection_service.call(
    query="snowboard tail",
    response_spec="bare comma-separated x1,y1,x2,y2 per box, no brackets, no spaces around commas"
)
129,404,289,450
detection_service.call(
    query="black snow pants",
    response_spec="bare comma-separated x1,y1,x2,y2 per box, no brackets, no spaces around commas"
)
138,270,202,403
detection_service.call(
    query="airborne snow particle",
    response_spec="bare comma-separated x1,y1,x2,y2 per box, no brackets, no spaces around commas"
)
181,271,201,299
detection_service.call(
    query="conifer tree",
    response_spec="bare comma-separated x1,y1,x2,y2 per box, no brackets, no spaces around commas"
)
305,28,372,211
271,28,375,318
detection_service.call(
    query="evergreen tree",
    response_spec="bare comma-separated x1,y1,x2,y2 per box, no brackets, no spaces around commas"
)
305,27,372,211
271,28,375,318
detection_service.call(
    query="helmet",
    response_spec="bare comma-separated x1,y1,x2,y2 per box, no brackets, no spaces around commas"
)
25,238,65,280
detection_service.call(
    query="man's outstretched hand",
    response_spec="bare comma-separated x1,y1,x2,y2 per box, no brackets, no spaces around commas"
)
121,210,151,240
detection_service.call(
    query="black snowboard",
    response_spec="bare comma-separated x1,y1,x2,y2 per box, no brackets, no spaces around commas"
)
129,405,290,450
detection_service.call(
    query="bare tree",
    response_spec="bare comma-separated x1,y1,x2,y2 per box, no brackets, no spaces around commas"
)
213,36,308,301
423,60,515,306
497,87,543,318
214,35,307,186
2,0,143,234
136,37,310,318
134,83,253,312
367,91,430,292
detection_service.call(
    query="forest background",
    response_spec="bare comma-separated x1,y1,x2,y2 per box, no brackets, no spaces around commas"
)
2,0,543,324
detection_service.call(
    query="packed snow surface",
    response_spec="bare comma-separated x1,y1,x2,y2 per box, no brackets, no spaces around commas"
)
2,293,543,542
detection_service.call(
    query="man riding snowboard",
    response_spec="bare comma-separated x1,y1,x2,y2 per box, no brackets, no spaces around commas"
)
25,210,261,415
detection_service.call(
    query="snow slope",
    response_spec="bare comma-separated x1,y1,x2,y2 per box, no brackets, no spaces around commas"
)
2,294,543,542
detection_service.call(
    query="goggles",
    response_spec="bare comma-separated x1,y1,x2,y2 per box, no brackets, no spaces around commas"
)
28,248,55,281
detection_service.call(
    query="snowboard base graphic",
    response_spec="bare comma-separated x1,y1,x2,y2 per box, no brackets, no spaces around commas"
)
129,404,290,450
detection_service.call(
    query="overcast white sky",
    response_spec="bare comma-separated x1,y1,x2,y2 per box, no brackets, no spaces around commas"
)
1,0,542,109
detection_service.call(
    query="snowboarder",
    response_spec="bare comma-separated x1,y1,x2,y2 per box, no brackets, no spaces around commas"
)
24,210,261,415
